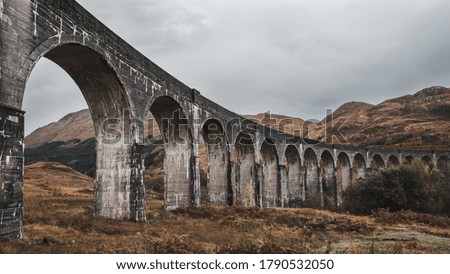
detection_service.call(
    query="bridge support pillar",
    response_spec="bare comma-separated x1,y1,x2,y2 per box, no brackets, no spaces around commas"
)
279,164,287,208
317,166,324,209
94,139,146,222
256,163,263,207
229,147,237,206
0,104,24,238
192,154,201,207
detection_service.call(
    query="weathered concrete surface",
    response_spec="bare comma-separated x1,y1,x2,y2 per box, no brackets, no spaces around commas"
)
0,105,24,238
202,119,229,206
337,152,351,206
303,148,321,206
233,132,257,206
352,153,366,183
0,0,448,238
320,151,336,210
284,145,303,203
260,140,280,208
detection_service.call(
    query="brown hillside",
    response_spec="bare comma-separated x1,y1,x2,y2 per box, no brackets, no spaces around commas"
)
2,162,448,253
25,110,161,149
243,113,311,137
307,86,450,151
242,87,450,152
25,86,450,157
25,109,94,149
328,101,374,119
25,162,93,197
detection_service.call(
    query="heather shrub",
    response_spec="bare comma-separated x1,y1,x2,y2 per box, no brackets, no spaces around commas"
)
342,160,449,215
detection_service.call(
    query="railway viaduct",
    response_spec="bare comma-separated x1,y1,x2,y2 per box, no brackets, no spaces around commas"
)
0,0,449,238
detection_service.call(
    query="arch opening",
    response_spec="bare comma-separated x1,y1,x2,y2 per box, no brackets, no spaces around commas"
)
403,156,414,165
371,154,385,173
149,96,193,209
352,153,366,184
40,44,131,130
233,132,257,206
23,43,140,222
387,155,400,168
200,119,230,206
337,152,351,206
259,140,280,207
320,150,336,210
303,148,321,208
421,156,434,169
284,145,303,205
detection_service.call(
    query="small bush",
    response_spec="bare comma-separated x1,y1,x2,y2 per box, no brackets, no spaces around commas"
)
323,195,337,212
342,161,450,216
286,192,329,210
305,191,324,209
286,197,304,208
145,176,165,194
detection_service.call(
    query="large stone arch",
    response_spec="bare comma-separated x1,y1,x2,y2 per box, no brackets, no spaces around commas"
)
284,145,303,204
259,139,280,207
387,155,400,168
26,43,142,220
320,150,336,209
19,34,135,112
352,153,366,184
303,148,321,207
337,152,351,205
147,96,194,209
371,154,385,173
233,131,257,206
200,119,230,205
0,31,145,237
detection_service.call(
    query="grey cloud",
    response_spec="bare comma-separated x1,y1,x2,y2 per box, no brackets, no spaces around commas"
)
79,0,214,54
24,0,450,134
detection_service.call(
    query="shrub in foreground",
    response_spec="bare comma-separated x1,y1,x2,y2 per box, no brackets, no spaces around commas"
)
342,161,449,216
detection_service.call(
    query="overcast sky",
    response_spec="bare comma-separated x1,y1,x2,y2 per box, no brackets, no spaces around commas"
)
24,0,450,135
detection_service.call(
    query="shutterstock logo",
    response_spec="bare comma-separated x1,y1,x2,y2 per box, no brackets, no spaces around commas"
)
302,109,348,145
99,109,349,146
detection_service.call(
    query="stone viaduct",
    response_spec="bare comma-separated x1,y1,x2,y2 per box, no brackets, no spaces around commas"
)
0,0,449,238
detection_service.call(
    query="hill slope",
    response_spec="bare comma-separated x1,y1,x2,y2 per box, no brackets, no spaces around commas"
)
24,110,163,177
243,113,312,137
308,86,450,151
1,161,448,254
26,109,94,149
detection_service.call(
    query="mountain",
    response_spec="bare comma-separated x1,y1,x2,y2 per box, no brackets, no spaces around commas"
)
26,109,94,149
242,113,312,137
307,86,450,151
25,110,95,175
24,110,163,177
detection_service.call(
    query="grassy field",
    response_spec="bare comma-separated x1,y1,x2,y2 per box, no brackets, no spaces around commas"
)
0,162,449,254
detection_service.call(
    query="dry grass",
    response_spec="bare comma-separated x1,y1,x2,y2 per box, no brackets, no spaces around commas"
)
0,162,449,254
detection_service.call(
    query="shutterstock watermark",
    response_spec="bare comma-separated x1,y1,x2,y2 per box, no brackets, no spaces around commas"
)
99,109,349,146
